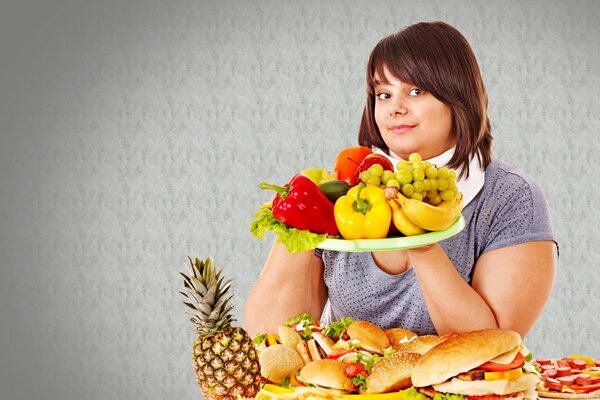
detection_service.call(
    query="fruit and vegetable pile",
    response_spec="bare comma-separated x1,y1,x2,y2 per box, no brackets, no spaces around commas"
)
250,146,464,252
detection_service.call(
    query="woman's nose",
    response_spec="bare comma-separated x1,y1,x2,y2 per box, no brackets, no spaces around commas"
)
389,98,407,116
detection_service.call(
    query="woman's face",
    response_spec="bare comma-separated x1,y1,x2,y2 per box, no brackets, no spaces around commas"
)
374,66,455,160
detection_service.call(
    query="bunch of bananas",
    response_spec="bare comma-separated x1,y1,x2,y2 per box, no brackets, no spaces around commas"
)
388,191,463,236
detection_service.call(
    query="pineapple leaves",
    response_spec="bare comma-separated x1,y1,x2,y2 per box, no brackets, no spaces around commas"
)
180,256,238,334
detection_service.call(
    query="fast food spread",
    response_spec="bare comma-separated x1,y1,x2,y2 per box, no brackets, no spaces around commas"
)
180,257,598,400
250,314,550,400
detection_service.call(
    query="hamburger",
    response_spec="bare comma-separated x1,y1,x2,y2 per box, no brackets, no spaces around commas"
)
297,359,355,392
411,329,540,400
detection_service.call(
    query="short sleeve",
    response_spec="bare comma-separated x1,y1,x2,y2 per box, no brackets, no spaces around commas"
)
481,173,557,254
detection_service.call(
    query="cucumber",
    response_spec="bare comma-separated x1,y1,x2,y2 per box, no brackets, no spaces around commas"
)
319,180,351,203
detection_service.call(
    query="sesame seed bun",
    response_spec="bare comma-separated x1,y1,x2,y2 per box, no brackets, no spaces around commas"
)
365,351,422,394
393,335,446,355
384,328,418,349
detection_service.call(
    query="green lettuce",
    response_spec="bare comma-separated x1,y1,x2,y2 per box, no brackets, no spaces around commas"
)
398,387,430,400
324,316,355,340
250,204,328,252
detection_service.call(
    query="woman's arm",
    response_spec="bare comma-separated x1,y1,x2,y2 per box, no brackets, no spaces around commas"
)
409,240,556,337
243,241,327,337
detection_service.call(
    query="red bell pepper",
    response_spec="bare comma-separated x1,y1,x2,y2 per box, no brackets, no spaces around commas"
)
260,173,339,236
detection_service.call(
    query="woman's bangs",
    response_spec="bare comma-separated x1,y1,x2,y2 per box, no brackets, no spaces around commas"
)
367,36,424,92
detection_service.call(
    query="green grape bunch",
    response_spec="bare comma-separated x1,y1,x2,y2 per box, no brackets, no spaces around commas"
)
358,153,459,205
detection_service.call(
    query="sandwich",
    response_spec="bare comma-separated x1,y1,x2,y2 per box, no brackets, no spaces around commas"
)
411,329,540,400
393,334,446,355
365,351,422,393
297,359,355,392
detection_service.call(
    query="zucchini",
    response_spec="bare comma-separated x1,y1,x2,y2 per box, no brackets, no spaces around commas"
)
319,180,351,203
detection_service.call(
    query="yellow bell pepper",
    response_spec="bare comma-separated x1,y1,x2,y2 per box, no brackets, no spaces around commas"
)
266,333,281,346
583,368,600,377
334,183,391,239
570,354,595,366
484,367,523,381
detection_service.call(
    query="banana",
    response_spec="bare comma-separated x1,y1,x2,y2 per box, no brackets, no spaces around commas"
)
395,192,464,231
388,198,426,236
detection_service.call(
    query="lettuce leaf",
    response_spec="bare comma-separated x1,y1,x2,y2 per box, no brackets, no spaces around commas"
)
324,316,355,340
433,393,468,400
250,204,328,252
398,387,431,400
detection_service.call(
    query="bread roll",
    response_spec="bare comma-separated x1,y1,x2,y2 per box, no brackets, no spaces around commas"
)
346,320,390,354
411,329,522,388
299,359,354,391
384,328,417,349
365,351,421,394
394,335,446,355
259,344,304,384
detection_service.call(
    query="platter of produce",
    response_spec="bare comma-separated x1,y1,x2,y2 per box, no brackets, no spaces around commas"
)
251,147,466,253
534,356,600,399
316,215,465,252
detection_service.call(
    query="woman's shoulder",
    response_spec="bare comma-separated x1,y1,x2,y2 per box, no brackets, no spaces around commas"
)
482,159,547,202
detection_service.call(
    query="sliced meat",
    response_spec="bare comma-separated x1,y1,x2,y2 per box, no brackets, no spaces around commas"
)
457,370,485,381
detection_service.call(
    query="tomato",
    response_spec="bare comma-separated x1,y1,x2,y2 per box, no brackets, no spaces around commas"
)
345,362,366,378
333,146,372,184
327,348,352,360
466,394,510,400
479,352,525,372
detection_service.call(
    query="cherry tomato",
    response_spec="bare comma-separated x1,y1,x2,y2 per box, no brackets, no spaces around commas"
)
478,352,525,372
345,362,366,378
333,146,372,184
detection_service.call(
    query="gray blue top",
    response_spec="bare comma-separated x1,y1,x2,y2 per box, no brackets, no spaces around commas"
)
316,159,557,335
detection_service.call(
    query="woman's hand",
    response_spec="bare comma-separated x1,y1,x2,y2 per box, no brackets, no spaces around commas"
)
243,242,327,337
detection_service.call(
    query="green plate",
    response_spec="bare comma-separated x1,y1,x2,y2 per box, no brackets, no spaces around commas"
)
317,215,465,252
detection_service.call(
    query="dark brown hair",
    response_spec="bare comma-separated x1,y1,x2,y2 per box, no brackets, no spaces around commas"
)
358,21,492,178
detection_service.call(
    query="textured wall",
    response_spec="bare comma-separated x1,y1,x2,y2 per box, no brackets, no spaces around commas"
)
1,0,599,399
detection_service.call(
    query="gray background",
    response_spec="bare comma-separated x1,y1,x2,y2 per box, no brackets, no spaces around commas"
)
1,0,599,399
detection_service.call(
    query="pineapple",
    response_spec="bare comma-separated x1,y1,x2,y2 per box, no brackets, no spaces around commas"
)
180,256,261,400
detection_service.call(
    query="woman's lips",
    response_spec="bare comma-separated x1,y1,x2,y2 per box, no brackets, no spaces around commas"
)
390,125,415,134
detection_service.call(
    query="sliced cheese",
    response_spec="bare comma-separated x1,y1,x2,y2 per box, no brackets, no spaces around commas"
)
432,373,539,396
489,344,521,364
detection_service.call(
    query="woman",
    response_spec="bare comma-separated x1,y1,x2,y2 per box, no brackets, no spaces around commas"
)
244,21,557,338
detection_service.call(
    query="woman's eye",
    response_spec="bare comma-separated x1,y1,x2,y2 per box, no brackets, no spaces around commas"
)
408,88,424,96
376,93,390,100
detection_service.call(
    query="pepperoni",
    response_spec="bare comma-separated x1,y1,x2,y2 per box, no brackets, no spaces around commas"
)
571,359,588,369
575,374,592,386
557,375,577,386
556,367,572,377
542,364,556,371
596,360,600,367
545,377,564,392
557,359,571,368
575,383,600,393
542,369,557,378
